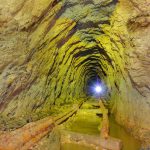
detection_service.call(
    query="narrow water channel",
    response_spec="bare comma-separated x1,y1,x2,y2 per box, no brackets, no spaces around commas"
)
61,101,141,150
109,115,141,150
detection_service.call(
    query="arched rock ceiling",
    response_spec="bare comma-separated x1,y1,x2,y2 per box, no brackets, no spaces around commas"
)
0,0,150,146
0,0,117,116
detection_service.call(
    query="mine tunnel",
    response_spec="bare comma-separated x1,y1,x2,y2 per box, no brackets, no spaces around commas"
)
0,0,150,150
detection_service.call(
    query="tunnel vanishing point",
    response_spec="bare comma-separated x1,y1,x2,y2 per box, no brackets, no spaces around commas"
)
0,0,150,149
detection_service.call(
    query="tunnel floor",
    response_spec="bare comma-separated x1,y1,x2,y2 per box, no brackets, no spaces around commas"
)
0,100,142,150
61,101,141,150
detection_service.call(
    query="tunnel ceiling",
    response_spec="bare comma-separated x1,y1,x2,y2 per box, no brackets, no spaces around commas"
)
0,0,117,115
0,0,150,146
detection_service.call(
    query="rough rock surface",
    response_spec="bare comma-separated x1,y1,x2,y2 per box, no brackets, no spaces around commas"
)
103,0,150,147
0,0,150,148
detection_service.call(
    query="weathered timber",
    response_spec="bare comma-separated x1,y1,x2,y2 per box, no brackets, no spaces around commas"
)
0,102,83,150
61,130,122,150
99,99,109,139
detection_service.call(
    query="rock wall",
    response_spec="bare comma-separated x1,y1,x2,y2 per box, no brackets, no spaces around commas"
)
100,0,150,147
0,0,150,147
0,0,117,125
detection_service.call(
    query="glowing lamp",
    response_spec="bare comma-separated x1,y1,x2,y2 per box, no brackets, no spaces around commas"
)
95,85,102,94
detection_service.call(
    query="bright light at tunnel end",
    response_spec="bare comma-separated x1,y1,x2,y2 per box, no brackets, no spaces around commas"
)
93,84,105,99
87,79,107,98
95,85,102,93
92,83,105,98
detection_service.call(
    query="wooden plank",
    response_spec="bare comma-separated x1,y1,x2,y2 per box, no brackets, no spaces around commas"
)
0,102,83,150
99,99,109,139
61,130,122,150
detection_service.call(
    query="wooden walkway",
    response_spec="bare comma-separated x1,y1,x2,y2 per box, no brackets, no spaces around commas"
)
0,102,83,150
0,100,122,150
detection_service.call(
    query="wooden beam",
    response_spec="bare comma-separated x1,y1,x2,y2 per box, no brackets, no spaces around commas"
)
0,102,83,150
61,130,122,150
99,99,109,139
